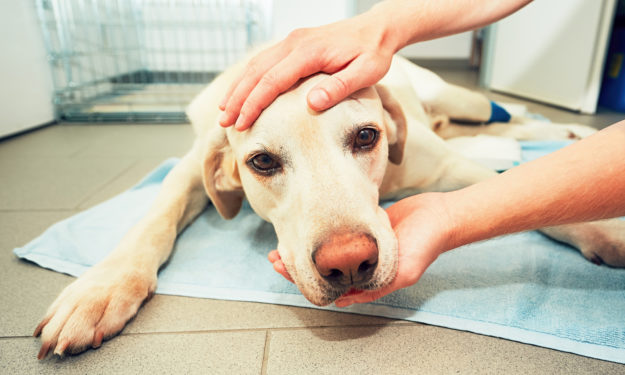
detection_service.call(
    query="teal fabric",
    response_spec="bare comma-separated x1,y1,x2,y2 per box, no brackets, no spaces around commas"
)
14,141,625,363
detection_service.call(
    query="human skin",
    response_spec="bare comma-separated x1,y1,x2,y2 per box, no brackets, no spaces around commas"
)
267,121,625,306
218,0,533,130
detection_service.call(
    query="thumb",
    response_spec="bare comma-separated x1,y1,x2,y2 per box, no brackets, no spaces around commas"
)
307,56,383,111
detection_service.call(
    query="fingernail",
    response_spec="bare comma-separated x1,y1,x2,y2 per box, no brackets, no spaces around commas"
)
308,89,329,110
234,115,247,131
218,112,231,127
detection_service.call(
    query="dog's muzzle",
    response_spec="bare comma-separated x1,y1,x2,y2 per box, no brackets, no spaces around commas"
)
312,232,378,288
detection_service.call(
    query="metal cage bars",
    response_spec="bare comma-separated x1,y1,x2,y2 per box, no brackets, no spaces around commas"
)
36,0,268,122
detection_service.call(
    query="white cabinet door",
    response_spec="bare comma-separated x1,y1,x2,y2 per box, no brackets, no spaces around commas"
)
0,1,54,138
482,0,616,114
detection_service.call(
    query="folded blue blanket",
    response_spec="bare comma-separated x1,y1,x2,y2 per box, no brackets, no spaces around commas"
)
14,140,625,363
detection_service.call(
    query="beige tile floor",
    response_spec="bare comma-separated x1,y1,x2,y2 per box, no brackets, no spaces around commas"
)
1,69,624,374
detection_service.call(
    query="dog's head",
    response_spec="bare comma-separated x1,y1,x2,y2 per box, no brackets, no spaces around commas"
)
188,74,407,306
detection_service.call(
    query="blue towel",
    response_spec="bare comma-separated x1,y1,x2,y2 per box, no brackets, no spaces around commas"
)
14,141,625,363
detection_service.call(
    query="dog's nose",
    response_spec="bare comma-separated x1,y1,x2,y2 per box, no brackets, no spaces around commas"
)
313,232,378,287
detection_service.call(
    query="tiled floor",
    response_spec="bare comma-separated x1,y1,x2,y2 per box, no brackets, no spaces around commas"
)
1,69,624,374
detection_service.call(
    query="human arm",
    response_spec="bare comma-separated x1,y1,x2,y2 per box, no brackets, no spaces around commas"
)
219,0,533,130
267,121,625,306
333,121,625,306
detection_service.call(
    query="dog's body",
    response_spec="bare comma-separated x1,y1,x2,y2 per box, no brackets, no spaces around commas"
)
34,56,625,358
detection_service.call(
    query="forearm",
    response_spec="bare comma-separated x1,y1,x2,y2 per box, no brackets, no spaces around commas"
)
444,121,625,250
366,0,533,53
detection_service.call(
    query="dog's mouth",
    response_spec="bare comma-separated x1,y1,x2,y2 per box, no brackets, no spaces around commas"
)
343,288,365,297
306,280,382,306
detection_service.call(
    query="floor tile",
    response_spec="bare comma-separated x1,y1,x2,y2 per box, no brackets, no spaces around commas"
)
2,66,624,375
0,211,79,337
1,211,393,339
0,124,120,159
1,330,266,374
124,295,396,334
73,124,195,158
77,157,170,209
0,157,135,210
265,325,622,374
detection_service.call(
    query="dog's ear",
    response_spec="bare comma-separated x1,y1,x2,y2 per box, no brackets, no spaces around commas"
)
200,128,244,219
375,84,407,165
186,82,244,219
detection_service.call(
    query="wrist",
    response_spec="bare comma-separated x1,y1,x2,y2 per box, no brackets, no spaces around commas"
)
406,192,461,255
362,1,410,54
432,190,468,252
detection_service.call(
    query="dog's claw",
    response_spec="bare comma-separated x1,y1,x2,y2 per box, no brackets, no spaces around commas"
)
54,339,69,356
33,323,43,338
37,342,51,360
591,253,604,266
33,316,51,338
93,330,104,348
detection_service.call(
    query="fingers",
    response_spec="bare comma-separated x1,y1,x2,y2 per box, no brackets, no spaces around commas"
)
222,46,326,131
334,237,438,307
235,58,324,130
307,54,389,112
268,250,294,283
267,249,281,263
334,288,389,307
219,44,288,129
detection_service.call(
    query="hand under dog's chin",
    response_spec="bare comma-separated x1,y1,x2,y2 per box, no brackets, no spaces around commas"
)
302,281,383,307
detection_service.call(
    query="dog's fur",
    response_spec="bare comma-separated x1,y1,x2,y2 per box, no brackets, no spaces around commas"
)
34,56,625,358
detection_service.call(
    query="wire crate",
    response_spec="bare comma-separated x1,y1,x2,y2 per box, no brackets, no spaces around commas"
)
36,0,269,123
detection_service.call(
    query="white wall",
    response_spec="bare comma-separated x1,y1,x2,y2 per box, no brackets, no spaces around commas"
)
354,0,472,59
268,0,474,59
0,1,55,138
398,32,473,59
270,0,355,39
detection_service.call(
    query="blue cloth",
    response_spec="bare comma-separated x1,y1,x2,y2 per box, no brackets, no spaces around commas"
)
489,101,512,123
14,142,625,363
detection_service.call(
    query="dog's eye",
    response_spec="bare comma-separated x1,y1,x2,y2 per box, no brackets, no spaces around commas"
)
354,128,378,149
249,153,281,175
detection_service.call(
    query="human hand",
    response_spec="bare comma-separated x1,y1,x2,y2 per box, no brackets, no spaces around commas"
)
267,193,455,307
219,10,400,130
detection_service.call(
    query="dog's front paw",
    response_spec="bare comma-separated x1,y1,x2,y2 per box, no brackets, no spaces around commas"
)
34,263,156,359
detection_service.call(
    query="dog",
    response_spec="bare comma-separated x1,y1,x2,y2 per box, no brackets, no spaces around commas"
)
33,55,625,359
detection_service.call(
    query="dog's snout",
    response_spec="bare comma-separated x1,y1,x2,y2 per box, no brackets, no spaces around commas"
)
313,232,378,287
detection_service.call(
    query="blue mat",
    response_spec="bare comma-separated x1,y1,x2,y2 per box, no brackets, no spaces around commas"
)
14,141,625,363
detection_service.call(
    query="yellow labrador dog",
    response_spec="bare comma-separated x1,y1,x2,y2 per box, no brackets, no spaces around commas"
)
34,56,625,358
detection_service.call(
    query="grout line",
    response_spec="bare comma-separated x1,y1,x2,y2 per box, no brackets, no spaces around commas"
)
1,321,412,341
0,335,35,340
119,322,403,337
260,330,271,375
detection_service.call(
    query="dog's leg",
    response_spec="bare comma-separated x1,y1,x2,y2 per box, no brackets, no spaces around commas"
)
392,57,492,124
393,58,599,141
540,221,625,267
436,120,597,141
34,141,208,359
